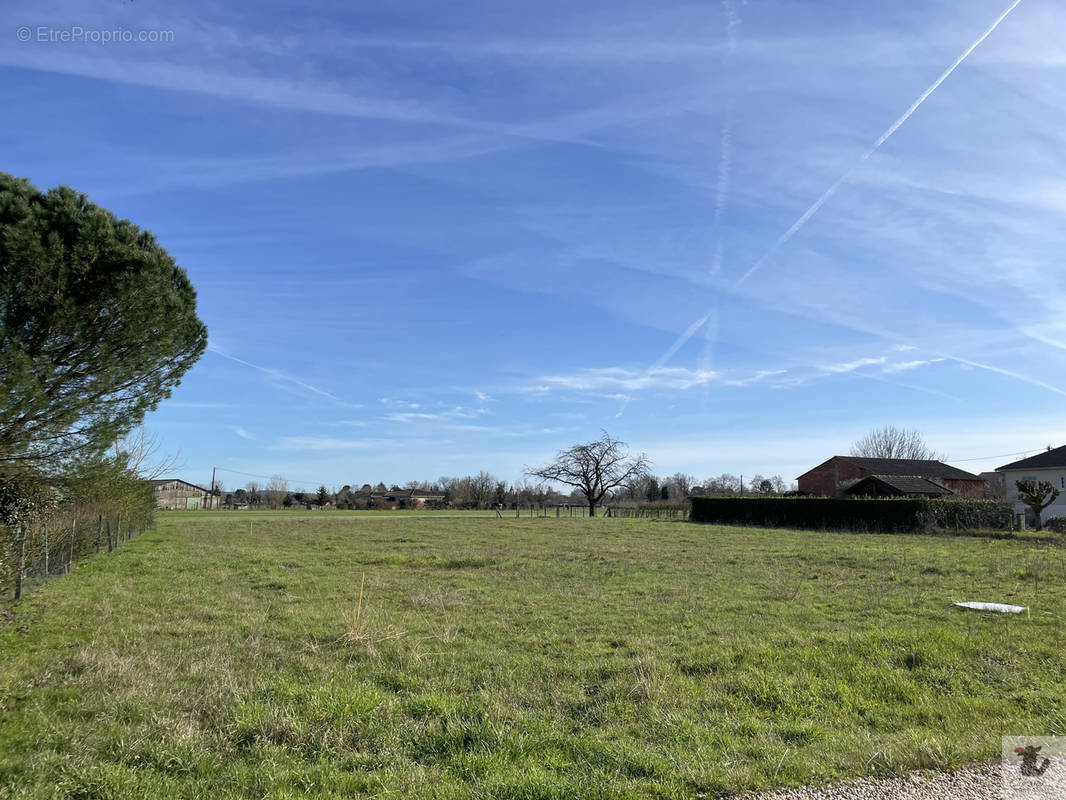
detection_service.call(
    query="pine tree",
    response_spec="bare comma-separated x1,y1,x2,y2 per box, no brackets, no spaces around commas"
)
0,173,207,471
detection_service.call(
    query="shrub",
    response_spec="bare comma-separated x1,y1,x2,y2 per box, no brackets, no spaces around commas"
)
690,496,1011,533
1044,516,1066,534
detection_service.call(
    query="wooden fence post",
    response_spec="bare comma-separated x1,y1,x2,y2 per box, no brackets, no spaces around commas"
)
43,522,49,578
68,518,76,574
95,515,102,553
14,525,26,601
106,519,113,552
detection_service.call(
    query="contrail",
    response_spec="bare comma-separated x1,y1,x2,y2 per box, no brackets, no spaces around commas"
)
207,345,354,405
651,313,711,372
711,0,740,258
737,0,1023,286
614,313,711,416
712,106,733,236
635,0,1023,390
942,354,1066,398
698,306,721,409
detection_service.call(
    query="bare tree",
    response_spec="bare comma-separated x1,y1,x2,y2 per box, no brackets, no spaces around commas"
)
265,474,288,510
850,426,943,460
469,471,496,509
666,472,697,498
117,426,181,480
245,481,261,507
1015,480,1060,531
526,431,650,517
704,473,741,495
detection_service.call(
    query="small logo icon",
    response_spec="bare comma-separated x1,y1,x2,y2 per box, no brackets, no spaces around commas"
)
1013,744,1052,777
1002,736,1066,799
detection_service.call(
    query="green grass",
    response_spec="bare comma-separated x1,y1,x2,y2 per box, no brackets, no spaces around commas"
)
1,511,1065,799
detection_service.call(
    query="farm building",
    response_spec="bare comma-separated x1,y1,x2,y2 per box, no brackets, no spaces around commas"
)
996,445,1066,524
841,475,953,498
348,488,445,509
797,456,985,498
151,478,216,510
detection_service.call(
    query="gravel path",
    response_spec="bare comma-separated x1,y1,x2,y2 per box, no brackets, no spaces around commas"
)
733,764,1001,800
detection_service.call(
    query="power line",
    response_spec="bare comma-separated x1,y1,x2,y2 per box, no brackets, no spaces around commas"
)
951,448,1052,464
213,466,338,489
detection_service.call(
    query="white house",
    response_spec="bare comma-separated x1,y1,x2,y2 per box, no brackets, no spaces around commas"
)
996,446,1066,526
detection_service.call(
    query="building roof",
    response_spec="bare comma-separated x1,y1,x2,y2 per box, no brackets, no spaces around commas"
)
842,457,979,480
845,475,953,496
151,478,210,493
996,445,1066,472
797,456,980,482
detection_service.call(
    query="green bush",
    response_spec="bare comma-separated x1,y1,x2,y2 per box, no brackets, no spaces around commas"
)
690,496,1011,533
1044,516,1066,534
2,456,156,601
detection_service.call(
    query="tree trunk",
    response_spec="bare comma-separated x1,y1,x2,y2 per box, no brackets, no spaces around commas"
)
588,502,596,518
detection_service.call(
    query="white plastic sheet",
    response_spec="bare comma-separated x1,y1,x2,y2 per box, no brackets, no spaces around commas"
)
954,601,1029,616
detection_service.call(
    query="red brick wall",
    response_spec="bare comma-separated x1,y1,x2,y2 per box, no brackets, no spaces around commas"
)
941,478,986,499
797,458,871,497
798,458,986,498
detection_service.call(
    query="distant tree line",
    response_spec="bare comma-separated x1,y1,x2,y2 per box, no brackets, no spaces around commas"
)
214,468,796,512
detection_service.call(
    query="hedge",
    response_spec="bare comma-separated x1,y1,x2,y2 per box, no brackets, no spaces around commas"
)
690,496,1012,533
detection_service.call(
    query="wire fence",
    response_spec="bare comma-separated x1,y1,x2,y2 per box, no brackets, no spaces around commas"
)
608,504,690,520
3,505,153,602
495,504,690,519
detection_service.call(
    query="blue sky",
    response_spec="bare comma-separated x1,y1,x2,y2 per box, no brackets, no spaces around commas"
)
3,0,1065,491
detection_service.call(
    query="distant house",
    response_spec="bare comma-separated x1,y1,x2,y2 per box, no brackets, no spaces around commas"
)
151,478,216,510
996,446,1066,524
979,471,1007,499
349,488,445,509
842,475,953,498
797,456,985,498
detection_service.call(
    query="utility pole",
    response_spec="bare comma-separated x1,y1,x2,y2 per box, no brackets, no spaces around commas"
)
210,466,217,509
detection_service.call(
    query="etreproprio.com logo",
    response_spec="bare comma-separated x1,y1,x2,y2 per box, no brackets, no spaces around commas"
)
16,26,175,44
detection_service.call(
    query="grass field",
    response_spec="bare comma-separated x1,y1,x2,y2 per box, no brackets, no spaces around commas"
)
1,511,1065,799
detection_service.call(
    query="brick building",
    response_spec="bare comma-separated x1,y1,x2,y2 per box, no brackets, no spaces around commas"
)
796,456,985,498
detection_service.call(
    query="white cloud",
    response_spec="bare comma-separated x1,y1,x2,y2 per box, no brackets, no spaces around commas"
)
535,366,718,393
819,356,886,375
881,358,943,373
233,426,254,440
383,406,489,424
